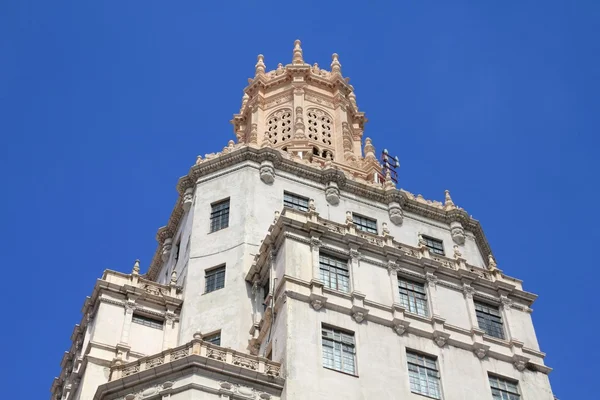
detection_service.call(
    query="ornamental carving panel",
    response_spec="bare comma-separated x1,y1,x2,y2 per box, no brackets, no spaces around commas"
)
307,108,333,146
266,109,292,145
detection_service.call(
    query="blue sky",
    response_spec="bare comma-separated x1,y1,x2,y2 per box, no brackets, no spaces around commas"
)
1,1,598,398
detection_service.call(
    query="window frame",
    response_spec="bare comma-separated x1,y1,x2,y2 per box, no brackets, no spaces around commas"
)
204,265,226,293
132,314,164,330
203,331,221,346
474,300,505,340
488,374,520,400
210,198,230,233
283,191,310,212
319,253,350,293
321,325,357,376
406,350,442,399
398,277,430,317
422,235,445,256
352,213,378,234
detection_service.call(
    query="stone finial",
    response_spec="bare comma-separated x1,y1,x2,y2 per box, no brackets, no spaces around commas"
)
384,169,395,189
348,86,357,108
346,211,353,225
453,245,462,259
331,53,342,74
255,54,266,75
170,269,177,284
195,155,203,165
444,190,456,210
132,259,140,275
240,93,249,112
364,137,376,159
261,134,273,148
292,40,304,65
276,63,284,75
312,63,320,73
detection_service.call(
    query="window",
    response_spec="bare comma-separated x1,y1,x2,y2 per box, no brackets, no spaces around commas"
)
205,266,225,293
319,253,350,293
398,278,429,317
204,331,221,346
407,351,442,399
352,213,377,234
210,199,230,232
132,314,164,330
422,235,444,255
322,326,356,375
475,301,505,339
489,375,520,400
284,191,309,212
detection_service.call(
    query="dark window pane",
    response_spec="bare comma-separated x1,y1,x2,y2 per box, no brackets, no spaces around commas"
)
210,200,230,232
352,214,378,234
205,266,226,293
283,192,309,212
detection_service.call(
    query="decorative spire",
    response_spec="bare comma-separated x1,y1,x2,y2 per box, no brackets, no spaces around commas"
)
255,54,266,75
132,259,140,275
331,53,342,74
292,40,304,65
384,169,395,190
348,85,357,108
240,93,249,113
444,190,456,210
364,137,376,160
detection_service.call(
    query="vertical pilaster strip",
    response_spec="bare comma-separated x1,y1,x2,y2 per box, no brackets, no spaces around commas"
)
425,272,440,316
500,295,514,341
120,298,136,345
462,284,477,329
349,247,361,293
387,259,400,305
310,237,322,283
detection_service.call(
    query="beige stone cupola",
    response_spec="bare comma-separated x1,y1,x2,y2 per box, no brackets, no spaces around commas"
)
231,40,383,183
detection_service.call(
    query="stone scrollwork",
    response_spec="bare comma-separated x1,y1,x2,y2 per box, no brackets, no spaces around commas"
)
161,238,173,262
433,331,450,348
388,202,404,225
259,160,275,184
325,181,340,205
450,221,466,245
182,187,194,212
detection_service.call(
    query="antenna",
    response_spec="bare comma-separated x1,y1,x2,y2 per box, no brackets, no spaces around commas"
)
380,149,400,184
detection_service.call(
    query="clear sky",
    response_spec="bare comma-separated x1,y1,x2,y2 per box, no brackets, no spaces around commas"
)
1,1,598,398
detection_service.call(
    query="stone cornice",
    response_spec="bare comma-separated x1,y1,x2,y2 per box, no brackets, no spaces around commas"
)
146,145,496,281
247,208,536,307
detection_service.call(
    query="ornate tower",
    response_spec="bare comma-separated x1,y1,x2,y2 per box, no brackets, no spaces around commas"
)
51,41,555,400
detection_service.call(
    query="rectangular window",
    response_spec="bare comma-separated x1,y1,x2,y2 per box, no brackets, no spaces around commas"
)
475,301,505,339
210,199,230,232
352,213,378,234
423,235,444,255
319,253,350,293
322,326,356,375
205,265,226,293
132,314,164,330
398,278,429,317
489,375,520,400
407,351,442,399
283,191,309,212
204,331,221,346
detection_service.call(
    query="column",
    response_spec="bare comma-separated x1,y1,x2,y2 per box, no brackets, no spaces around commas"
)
499,295,514,342
349,246,361,293
462,283,477,329
425,271,440,317
162,308,177,350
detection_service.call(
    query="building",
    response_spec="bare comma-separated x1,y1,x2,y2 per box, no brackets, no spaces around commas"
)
51,41,555,400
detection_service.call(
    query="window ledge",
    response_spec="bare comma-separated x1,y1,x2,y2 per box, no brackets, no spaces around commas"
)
323,366,359,378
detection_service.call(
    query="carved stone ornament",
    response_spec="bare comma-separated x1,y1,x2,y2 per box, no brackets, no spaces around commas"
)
161,238,173,262
450,221,466,245
463,284,475,299
473,343,489,359
433,332,450,348
382,222,390,236
513,355,529,371
310,298,324,310
182,187,194,212
388,202,404,225
259,160,275,184
325,182,340,205
352,311,366,323
393,322,409,336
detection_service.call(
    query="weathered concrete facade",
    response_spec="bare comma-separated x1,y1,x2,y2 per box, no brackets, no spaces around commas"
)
51,41,555,400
